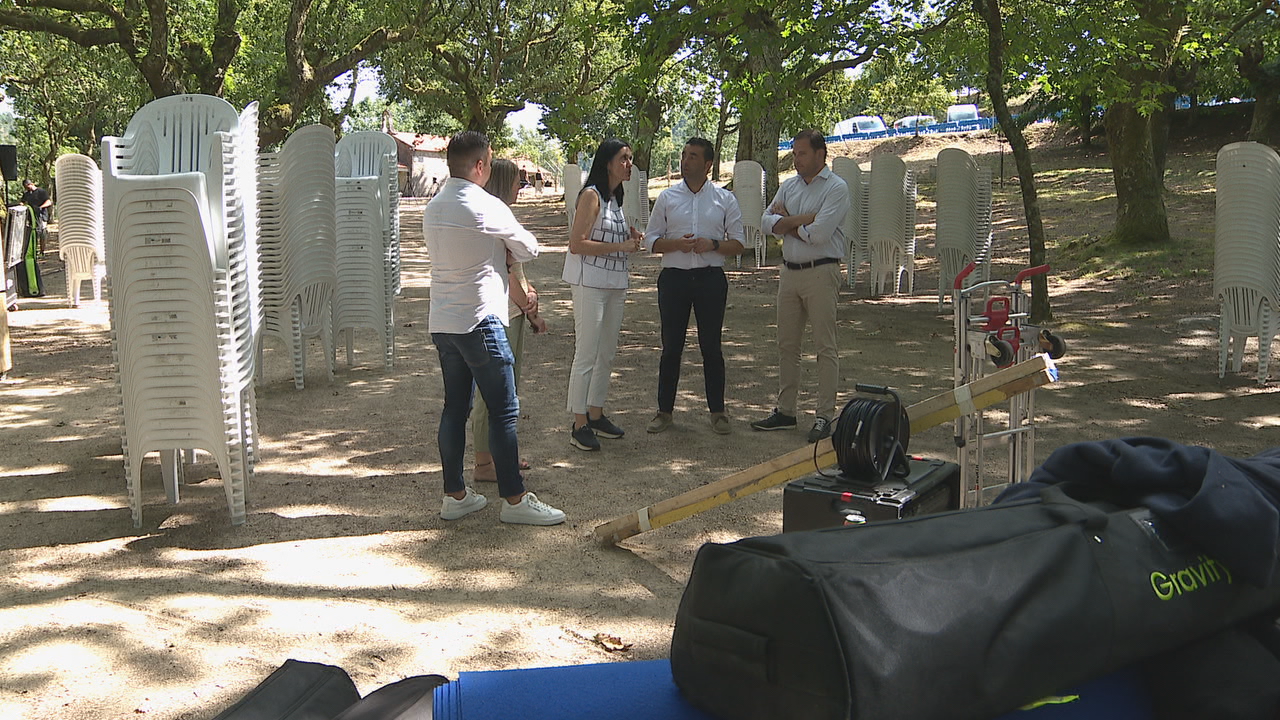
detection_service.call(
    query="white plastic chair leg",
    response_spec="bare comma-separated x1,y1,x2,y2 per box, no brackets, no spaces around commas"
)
159,449,183,503
291,299,305,390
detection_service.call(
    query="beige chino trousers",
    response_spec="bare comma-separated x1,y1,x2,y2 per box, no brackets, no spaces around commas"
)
775,262,842,421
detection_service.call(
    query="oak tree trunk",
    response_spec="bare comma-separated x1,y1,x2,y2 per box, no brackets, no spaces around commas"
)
1104,104,1170,244
977,0,1051,321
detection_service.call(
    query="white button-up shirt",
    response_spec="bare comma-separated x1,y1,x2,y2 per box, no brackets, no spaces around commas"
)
425,176,539,334
643,180,745,269
762,166,849,264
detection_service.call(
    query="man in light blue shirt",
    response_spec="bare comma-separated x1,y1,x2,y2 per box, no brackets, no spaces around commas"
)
750,129,850,443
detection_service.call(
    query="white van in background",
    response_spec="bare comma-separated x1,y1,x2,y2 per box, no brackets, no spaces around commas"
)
946,104,981,123
892,114,936,130
832,115,887,136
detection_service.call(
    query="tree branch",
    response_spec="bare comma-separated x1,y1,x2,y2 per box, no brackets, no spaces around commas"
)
0,8,123,47
285,0,314,85
801,47,878,85
310,0,449,88
1216,0,1278,50
14,0,126,24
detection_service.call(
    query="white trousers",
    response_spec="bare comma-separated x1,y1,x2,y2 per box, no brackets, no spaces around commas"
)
566,283,627,414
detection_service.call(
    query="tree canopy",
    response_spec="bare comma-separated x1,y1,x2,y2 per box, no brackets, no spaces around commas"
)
1,0,1275,246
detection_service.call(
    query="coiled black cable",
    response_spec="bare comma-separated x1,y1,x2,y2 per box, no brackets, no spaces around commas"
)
832,395,910,481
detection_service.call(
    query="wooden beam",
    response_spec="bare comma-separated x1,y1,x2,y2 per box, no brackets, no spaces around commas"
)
593,354,1057,545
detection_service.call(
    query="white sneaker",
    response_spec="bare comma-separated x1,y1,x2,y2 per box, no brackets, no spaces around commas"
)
500,492,566,526
441,488,488,520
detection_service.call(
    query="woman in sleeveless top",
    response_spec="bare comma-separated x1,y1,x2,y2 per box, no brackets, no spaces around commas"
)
562,138,644,451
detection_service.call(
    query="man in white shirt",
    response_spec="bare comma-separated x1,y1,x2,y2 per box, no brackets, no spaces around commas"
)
750,129,850,443
424,131,565,526
643,138,745,435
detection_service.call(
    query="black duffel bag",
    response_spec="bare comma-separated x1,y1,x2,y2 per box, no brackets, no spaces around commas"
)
670,486,1280,720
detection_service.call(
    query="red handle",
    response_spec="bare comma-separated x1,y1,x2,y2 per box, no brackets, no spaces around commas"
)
953,262,978,289
1013,264,1050,285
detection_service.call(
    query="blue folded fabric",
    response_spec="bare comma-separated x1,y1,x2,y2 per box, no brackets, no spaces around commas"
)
432,659,1148,720
433,659,714,720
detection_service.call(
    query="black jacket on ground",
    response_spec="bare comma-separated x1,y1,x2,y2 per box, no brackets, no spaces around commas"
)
996,437,1280,586
997,438,1280,719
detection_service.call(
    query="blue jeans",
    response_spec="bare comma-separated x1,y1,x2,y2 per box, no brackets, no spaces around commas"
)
432,315,525,499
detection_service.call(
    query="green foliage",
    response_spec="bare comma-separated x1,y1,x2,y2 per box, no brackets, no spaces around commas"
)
380,0,610,138
846,55,954,124
0,0,461,144
342,95,461,136
0,111,14,144
0,32,145,182
508,125,565,174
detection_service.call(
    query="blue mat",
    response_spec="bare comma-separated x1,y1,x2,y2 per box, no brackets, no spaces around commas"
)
431,658,1151,720
434,659,714,720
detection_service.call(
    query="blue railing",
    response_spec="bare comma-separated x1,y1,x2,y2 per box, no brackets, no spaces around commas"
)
778,117,998,150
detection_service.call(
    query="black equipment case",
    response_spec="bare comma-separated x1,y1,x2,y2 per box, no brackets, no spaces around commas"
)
782,456,959,532
212,659,445,720
670,487,1280,720
212,660,360,720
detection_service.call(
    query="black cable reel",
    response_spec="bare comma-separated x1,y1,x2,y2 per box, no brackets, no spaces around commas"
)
833,383,912,484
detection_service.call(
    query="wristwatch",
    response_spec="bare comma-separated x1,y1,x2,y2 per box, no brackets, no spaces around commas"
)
711,238,721,252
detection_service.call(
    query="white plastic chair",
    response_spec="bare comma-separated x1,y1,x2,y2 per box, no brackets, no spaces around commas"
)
101,93,259,527
337,131,400,296
867,154,917,296
334,132,397,369
832,157,867,291
935,148,994,310
732,160,766,266
333,176,394,369
563,163,583,230
105,181,249,527
1214,142,1280,383
54,153,106,306
257,124,338,389
622,169,649,233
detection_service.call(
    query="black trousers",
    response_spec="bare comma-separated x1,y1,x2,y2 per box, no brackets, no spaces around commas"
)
657,266,728,414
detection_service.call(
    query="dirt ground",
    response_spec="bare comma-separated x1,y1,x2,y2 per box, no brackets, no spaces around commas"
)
2,130,1278,719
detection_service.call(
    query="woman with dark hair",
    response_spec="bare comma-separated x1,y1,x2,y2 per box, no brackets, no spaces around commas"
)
472,158,548,481
561,138,644,452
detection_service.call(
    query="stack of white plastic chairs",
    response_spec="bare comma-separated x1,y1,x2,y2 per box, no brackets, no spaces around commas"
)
1214,142,1280,383
867,154,918,296
54,153,106,306
256,125,338,389
934,148,993,310
337,131,400,294
621,168,650,233
732,160,766,266
334,131,398,368
101,94,260,527
563,163,583,229
832,157,868,291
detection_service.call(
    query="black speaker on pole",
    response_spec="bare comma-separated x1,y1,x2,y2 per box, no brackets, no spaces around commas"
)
0,145,17,182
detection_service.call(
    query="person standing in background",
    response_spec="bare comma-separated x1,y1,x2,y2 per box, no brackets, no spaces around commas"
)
562,138,644,452
16,180,49,296
20,179,51,255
